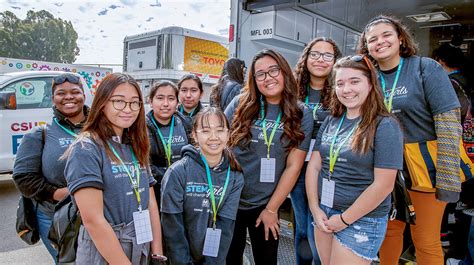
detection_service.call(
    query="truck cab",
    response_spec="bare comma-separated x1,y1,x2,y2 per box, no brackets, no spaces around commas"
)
0,71,93,173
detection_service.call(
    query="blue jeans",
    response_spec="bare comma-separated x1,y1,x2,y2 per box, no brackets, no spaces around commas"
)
35,206,58,263
319,204,388,261
290,165,321,265
460,217,474,265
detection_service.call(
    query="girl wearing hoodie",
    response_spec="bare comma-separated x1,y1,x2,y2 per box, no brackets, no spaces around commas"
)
146,80,192,206
161,107,244,264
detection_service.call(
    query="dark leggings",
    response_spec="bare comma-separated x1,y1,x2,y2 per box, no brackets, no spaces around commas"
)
226,205,279,265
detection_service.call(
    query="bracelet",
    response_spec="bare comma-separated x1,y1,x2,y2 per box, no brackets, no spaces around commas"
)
340,214,350,226
266,207,277,214
151,254,167,261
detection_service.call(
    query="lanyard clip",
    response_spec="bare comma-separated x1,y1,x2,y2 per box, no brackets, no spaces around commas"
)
138,204,142,212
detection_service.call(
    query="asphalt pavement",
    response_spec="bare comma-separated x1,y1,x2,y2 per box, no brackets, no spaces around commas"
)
0,177,52,264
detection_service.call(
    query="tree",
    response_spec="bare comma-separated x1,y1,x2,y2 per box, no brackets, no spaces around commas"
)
0,10,80,63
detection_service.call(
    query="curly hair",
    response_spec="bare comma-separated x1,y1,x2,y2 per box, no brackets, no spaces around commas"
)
357,15,418,64
330,55,391,154
229,49,305,150
294,37,341,108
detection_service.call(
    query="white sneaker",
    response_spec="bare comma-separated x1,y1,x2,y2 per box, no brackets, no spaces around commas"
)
446,258,462,265
463,208,474,216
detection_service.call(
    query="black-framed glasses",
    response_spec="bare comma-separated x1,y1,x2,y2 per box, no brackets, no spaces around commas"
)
308,51,335,62
52,74,80,85
255,67,281,81
109,99,142,111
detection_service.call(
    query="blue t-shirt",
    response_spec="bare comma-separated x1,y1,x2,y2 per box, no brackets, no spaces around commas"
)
314,115,403,217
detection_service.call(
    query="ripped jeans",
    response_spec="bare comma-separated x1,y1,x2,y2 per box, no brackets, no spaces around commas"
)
319,204,388,261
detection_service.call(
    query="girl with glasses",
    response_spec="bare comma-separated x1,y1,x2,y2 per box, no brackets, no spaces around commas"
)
210,57,246,111
64,73,165,264
146,80,192,208
306,55,403,264
161,107,244,264
224,49,313,265
292,37,342,265
358,15,462,265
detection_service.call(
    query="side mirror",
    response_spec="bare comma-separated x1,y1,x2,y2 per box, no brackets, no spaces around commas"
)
0,90,17,110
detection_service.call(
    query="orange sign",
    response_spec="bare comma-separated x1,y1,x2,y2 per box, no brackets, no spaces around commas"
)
183,37,228,76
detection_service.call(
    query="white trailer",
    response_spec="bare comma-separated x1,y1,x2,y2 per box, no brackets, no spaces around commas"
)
229,0,474,68
123,26,229,101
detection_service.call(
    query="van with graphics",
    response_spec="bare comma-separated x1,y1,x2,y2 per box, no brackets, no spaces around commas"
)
0,71,94,173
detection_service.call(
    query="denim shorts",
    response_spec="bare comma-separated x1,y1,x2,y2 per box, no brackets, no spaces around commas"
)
319,204,388,261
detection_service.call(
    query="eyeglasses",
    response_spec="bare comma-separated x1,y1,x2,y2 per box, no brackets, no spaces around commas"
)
308,51,335,62
196,127,229,138
53,74,80,85
109,99,142,111
255,67,281,81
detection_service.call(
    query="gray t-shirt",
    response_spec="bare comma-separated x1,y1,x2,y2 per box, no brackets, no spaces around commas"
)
225,98,313,210
306,88,331,139
379,56,460,143
314,115,403,217
65,137,156,225
161,145,244,261
14,119,80,215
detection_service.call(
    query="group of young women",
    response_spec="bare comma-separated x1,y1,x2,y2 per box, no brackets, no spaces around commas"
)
13,14,463,265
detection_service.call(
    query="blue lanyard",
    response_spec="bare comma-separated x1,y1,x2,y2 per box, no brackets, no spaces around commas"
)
179,105,197,118
150,115,175,166
54,118,78,138
378,57,404,112
108,142,142,211
305,84,321,120
200,154,231,229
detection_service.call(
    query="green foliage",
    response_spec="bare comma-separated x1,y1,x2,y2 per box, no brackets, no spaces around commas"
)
0,10,80,63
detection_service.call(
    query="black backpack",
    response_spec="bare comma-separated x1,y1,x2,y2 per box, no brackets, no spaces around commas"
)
48,195,81,264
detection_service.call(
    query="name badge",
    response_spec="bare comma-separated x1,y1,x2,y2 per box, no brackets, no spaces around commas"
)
305,139,316,162
260,158,276,183
133,209,153,244
202,228,221,257
320,178,335,208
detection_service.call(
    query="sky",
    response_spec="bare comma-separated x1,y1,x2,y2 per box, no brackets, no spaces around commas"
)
1,0,231,70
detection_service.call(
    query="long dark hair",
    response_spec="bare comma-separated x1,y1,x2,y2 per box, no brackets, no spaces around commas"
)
81,73,150,166
357,15,418,64
330,56,391,154
193,107,242,172
294,37,341,107
229,49,305,150
210,58,245,107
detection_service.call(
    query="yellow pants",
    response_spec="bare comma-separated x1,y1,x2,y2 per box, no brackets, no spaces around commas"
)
379,190,447,265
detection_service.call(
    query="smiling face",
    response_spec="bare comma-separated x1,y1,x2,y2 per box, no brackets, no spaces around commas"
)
193,113,229,159
365,22,401,64
53,81,85,118
334,67,371,117
103,83,141,136
150,85,178,123
254,55,285,104
306,41,336,80
178,79,202,112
